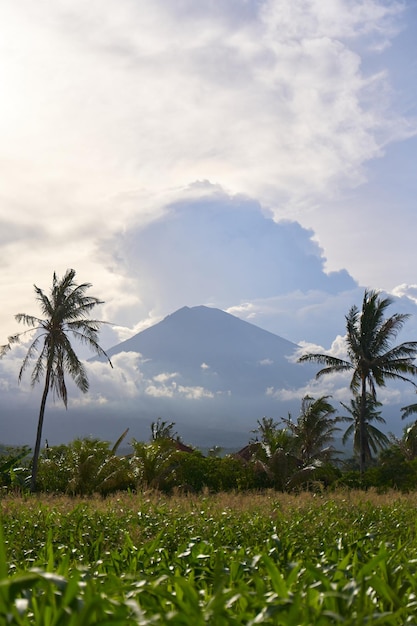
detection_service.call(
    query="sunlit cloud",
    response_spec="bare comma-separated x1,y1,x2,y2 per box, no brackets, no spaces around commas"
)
145,381,214,400
0,0,414,341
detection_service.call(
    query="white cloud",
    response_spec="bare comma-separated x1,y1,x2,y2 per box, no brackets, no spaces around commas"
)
84,352,146,402
261,0,403,41
153,372,178,383
293,334,349,362
144,384,175,399
391,284,417,305
177,385,215,400
266,366,351,403
109,197,360,341
0,0,414,342
145,381,214,400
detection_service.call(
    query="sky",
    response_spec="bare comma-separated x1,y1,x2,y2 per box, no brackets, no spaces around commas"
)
1,0,417,443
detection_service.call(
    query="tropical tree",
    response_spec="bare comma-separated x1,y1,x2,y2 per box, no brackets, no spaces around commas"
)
151,418,177,441
281,395,341,466
37,431,134,495
250,417,281,445
340,395,389,465
299,289,417,473
248,421,299,491
0,269,112,491
244,398,340,491
130,438,178,490
388,420,417,461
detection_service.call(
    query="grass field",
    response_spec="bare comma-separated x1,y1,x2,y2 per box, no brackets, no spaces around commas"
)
1,489,417,624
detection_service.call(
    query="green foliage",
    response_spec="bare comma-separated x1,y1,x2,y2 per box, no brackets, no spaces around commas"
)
282,395,341,465
3,493,417,623
171,453,258,492
130,437,178,490
150,417,177,441
36,435,135,495
390,420,417,460
369,448,417,492
0,446,31,491
244,397,342,491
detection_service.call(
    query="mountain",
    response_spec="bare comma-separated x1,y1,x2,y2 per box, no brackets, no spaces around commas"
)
89,305,317,447
103,305,313,394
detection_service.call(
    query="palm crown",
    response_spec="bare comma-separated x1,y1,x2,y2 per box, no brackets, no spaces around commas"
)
12,269,111,404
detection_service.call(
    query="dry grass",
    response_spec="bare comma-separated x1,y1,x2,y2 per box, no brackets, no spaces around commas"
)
2,487,417,517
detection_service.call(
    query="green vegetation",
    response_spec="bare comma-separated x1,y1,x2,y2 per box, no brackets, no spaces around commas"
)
5,409,417,496
2,491,417,623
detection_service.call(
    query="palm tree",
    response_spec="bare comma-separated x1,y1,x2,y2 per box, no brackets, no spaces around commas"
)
299,289,417,473
390,421,417,461
281,395,341,466
151,418,177,441
250,416,281,446
0,269,112,491
340,395,389,465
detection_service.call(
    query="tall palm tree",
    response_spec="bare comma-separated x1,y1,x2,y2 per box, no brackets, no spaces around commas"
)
340,395,389,465
0,269,112,491
299,289,417,473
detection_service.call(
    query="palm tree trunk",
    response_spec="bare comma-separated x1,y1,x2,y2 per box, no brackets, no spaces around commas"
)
30,366,51,492
359,377,367,475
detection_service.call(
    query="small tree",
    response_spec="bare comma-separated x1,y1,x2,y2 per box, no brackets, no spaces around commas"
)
150,418,177,441
281,395,341,466
0,269,112,491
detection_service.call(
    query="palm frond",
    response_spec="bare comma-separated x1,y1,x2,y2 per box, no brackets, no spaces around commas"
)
14,313,43,328
401,403,417,420
111,428,130,455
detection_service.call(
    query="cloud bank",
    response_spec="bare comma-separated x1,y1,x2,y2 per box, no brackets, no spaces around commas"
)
1,0,416,341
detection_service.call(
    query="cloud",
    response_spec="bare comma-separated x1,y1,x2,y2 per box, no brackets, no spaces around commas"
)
293,334,349,362
152,372,178,383
145,381,215,400
71,355,217,405
0,0,414,342
81,352,146,403
107,193,359,339
266,366,352,404
392,284,417,306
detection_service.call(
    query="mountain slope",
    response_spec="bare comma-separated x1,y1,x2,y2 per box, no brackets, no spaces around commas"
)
103,305,314,395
